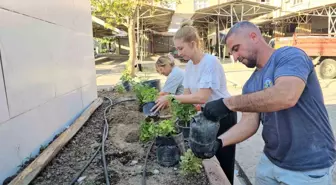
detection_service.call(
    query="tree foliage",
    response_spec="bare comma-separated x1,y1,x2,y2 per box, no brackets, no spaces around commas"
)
91,0,180,77
91,0,179,28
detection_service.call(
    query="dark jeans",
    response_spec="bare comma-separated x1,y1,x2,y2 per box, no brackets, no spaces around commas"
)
216,111,237,185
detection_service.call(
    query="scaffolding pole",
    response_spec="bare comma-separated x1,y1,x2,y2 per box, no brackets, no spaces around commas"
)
142,21,145,60
217,0,221,60
328,6,336,37
223,16,228,60
137,6,140,60
141,17,144,62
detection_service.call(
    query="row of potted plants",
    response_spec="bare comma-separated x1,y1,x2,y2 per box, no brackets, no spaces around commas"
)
116,70,219,175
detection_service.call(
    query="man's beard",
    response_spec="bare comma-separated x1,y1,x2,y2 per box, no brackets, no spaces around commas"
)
238,56,257,68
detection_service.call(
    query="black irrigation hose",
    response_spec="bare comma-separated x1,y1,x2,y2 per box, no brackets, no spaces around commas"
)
141,141,155,185
69,97,136,185
69,145,102,185
102,96,113,185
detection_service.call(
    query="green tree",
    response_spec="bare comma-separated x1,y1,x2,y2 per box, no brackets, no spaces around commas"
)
91,0,179,77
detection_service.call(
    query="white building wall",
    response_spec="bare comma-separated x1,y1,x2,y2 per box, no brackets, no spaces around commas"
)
0,0,97,183
273,0,336,18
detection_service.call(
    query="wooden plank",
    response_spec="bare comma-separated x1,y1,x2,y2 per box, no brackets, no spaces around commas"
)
202,156,231,185
9,98,103,185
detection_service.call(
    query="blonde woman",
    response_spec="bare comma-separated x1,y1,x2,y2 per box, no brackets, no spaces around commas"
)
151,20,237,184
155,54,185,96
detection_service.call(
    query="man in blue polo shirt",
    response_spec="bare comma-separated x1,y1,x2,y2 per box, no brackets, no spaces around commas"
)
203,21,336,185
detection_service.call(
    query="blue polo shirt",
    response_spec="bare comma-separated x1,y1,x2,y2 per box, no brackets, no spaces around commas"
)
242,46,336,171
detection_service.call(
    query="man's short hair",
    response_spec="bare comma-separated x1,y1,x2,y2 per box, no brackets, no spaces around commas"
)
224,21,260,44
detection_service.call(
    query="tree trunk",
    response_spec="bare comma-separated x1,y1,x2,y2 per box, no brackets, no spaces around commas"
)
128,17,136,77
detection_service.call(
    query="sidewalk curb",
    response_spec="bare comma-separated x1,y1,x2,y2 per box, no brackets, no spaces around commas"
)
202,156,231,185
235,160,253,185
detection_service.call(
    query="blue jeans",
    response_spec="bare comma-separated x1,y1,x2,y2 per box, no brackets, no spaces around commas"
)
256,153,335,185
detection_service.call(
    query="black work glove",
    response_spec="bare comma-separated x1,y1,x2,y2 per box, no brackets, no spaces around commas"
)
203,98,232,122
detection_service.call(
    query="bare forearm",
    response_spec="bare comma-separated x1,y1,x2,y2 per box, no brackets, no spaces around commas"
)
225,86,292,112
175,94,206,104
174,88,210,104
183,88,191,95
220,113,260,147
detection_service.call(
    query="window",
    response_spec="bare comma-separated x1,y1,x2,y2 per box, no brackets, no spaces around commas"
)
294,0,303,4
194,0,208,11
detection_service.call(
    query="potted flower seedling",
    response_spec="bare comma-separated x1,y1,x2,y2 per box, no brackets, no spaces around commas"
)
132,82,146,110
141,86,159,117
170,99,197,139
154,119,181,167
139,120,156,142
179,149,202,176
114,83,126,94
120,69,132,91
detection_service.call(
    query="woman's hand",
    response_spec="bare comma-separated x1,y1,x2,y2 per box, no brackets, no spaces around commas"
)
159,92,169,97
151,95,170,114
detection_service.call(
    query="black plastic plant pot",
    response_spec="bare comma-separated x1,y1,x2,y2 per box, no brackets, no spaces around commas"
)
122,81,131,92
142,101,159,117
189,113,220,156
189,139,216,159
142,79,161,91
138,104,143,112
155,136,180,167
175,119,191,139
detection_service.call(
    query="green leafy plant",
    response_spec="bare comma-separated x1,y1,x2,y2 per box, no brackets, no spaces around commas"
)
132,80,159,104
140,120,156,142
91,0,181,77
142,87,159,103
156,119,176,137
140,119,176,142
132,82,146,104
180,149,202,175
170,99,197,126
115,84,126,93
120,69,132,82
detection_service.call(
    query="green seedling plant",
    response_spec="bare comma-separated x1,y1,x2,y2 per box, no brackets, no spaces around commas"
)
140,120,156,142
132,81,157,105
120,69,132,82
115,84,126,94
170,99,197,126
142,87,159,103
132,82,146,104
180,149,202,176
140,119,176,142
156,119,176,137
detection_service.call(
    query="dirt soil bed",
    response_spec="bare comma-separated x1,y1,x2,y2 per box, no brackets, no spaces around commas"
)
29,90,210,185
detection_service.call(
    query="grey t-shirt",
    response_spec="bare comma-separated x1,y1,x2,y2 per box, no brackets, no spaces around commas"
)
162,66,184,95
243,46,336,171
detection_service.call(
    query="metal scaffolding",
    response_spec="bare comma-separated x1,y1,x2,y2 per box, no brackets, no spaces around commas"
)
135,4,174,65
191,0,279,60
258,3,336,37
